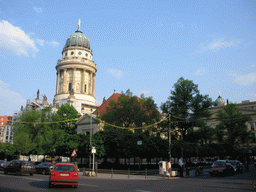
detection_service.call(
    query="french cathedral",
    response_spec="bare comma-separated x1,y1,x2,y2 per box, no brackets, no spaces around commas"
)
53,20,97,115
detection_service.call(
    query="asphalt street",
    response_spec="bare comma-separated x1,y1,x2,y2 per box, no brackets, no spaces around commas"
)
0,166,255,192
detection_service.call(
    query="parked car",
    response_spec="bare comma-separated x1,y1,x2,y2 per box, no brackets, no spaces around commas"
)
4,160,36,176
0,160,7,171
209,160,235,176
36,162,54,175
228,160,244,173
49,163,78,188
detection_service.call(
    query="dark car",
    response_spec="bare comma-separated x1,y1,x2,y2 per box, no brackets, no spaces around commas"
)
36,162,54,175
209,160,235,176
49,163,78,188
0,160,7,171
4,160,36,176
228,160,244,173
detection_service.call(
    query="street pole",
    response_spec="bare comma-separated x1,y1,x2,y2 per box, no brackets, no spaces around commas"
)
168,114,171,161
89,113,92,170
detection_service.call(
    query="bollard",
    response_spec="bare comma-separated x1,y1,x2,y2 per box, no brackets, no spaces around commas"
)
111,168,113,178
128,168,130,179
96,168,97,177
83,167,85,176
145,168,147,179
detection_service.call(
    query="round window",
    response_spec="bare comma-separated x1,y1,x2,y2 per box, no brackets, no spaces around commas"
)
78,52,82,55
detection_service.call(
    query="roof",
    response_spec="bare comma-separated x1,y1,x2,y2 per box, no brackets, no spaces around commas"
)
93,93,121,115
93,93,161,116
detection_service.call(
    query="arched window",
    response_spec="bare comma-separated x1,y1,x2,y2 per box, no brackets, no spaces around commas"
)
69,83,72,91
84,84,87,92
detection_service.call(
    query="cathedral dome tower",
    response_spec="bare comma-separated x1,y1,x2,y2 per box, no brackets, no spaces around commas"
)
54,20,97,114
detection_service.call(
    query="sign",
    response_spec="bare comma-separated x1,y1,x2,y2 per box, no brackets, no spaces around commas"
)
137,141,142,145
71,149,77,157
92,147,96,154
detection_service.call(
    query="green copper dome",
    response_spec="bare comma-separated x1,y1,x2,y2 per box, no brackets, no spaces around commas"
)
64,20,90,50
215,95,226,107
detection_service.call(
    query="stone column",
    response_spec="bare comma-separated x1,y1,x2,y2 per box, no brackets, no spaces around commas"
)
93,73,95,96
56,70,60,94
89,71,92,95
72,68,76,92
63,68,67,93
82,69,86,93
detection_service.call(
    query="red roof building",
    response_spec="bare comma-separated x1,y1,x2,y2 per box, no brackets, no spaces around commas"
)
93,93,121,116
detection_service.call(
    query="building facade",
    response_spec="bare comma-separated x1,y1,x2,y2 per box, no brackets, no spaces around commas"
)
0,116,12,143
53,20,97,115
206,94,256,134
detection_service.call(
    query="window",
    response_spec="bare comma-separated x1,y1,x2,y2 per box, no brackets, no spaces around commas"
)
65,53,67,56
85,53,88,57
78,52,82,55
69,83,72,91
84,84,87,92
6,131,9,135
71,52,74,55
6,136,8,140
1,118,3,121
1,122,3,125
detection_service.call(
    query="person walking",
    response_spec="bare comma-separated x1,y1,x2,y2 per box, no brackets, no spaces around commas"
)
167,160,172,180
179,157,183,177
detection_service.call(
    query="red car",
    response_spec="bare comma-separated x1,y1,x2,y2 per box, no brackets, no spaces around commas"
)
49,163,78,188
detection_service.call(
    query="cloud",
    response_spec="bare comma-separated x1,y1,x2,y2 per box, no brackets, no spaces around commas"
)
47,41,60,48
230,72,256,86
197,38,242,53
37,39,45,46
33,7,43,13
195,69,206,75
0,20,38,56
108,69,123,79
0,80,26,115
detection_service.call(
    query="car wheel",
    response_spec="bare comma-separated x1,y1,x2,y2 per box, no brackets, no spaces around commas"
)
72,184,78,188
4,170,8,175
49,182,53,188
30,173,33,176
42,170,46,175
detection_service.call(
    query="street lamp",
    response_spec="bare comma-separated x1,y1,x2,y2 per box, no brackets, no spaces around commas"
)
89,109,93,170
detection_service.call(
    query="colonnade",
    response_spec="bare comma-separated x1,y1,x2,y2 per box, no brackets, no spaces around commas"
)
55,67,95,96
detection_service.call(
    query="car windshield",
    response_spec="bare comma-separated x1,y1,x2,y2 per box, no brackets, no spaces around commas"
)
0,160,6,163
212,161,226,168
21,161,34,166
54,165,75,172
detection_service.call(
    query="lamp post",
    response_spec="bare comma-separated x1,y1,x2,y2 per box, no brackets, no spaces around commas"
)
4,149,7,162
89,109,93,170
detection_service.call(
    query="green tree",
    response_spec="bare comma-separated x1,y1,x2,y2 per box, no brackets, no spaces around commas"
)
13,107,53,156
161,77,212,141
51,104,79,156
216,103,253,148
101,89,160,130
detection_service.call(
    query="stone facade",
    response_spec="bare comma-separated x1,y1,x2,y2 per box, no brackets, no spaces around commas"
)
206,100,256,134
54,20,97,115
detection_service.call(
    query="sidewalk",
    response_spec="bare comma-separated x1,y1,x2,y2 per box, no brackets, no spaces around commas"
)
78,169,209,180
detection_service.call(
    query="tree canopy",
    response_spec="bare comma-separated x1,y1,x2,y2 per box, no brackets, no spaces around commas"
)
161,77,213,141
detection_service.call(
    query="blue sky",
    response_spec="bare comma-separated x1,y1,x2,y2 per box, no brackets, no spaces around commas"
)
0,0,255,116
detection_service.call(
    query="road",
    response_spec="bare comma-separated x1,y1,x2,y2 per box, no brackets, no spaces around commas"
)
0,167,255,192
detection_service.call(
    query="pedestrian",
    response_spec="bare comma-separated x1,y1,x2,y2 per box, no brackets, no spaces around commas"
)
167,160,172,180
179,157,183,177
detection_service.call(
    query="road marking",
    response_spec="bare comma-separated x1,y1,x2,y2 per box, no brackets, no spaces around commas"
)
79,184,99,187
136,190,151,192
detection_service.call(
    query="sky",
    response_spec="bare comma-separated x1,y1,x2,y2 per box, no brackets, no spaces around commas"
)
0,0,256,116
